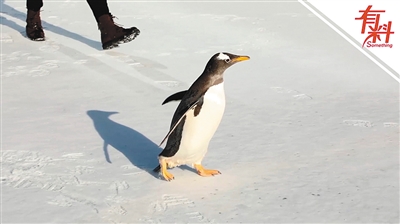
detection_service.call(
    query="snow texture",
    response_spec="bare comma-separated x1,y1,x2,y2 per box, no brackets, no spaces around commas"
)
1,0,399,223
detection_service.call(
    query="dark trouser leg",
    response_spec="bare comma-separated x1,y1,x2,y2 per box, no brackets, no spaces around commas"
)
26,0,43,11
86,0,110,22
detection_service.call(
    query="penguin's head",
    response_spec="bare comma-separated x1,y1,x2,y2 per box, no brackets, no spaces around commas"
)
204,52,250,75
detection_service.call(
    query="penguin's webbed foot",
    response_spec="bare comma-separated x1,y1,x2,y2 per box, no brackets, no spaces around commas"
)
194,164,221,177
159,159,174,181
161,170,175,181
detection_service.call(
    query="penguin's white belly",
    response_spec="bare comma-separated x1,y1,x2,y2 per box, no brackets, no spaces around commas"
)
167,83,225,167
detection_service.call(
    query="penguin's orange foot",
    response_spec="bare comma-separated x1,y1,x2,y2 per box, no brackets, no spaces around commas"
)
159,158,175,181
161,170,174,181
194,164,221,177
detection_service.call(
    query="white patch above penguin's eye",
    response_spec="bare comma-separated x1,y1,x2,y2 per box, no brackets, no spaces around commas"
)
216,52,230,61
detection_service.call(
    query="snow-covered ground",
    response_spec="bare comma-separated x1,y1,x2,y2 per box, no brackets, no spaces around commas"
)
1,0,399,223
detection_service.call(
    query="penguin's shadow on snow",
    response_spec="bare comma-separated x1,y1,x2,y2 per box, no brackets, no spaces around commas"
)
87,110,161,177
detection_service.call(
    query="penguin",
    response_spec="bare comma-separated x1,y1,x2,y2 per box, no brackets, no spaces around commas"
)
155,52,250,181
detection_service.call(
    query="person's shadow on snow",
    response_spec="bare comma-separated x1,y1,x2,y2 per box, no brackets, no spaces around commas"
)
87,110,161,177
0,0,100,50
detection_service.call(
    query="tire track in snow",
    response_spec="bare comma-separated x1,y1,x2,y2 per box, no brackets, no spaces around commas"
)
46,41,175,91
270,87,313,100
106,51,183,89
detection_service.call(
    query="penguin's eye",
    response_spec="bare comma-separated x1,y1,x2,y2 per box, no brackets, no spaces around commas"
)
224,58,231,63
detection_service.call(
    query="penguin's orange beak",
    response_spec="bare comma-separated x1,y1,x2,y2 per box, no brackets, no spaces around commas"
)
233,55,250,62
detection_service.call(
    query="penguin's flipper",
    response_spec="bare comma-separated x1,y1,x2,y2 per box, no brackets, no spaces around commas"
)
162,90,188,105
159,97,203,146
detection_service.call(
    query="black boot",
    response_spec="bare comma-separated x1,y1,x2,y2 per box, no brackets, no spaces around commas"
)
98,14,140,50
26,10,45,41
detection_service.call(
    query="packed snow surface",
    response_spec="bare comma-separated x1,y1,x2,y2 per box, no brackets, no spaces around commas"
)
1,0,398,223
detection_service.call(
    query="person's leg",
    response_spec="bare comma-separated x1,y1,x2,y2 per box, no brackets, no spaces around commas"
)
86,0,109,22
86,0,140,50
26,0,43,12
26,0,45,41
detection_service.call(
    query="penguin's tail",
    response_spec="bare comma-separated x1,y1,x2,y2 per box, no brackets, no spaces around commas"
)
153,165,161,173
